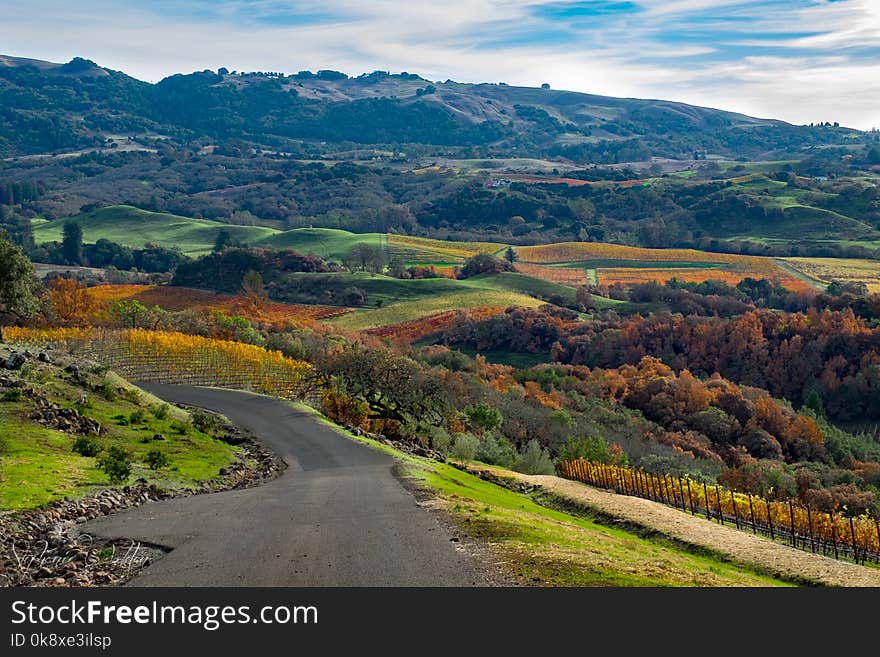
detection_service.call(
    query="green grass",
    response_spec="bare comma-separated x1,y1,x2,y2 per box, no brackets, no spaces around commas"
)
0,360,237,511
453,347,549,369
33,206,277,257
292,402,790,587
259,229,387,262
476,272,577,304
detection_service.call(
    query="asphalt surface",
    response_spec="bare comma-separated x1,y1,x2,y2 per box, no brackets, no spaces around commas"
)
82,385,488,586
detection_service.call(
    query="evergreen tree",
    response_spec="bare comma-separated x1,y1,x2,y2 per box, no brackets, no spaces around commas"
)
62,220,83,264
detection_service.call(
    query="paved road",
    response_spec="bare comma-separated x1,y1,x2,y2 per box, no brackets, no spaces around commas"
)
82,385,488,586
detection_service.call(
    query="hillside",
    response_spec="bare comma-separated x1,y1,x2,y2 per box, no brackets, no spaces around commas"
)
0,54,862,161
0,344,243,511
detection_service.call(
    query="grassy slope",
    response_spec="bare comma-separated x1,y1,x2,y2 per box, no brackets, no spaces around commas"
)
721,177,880,242
327,274,546,331
259,229,386,261
744,206,880,241
0,353,236,511
294,403,789,587
33,206,277,257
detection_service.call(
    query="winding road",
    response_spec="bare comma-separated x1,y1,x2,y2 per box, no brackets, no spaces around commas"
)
82,385,488,586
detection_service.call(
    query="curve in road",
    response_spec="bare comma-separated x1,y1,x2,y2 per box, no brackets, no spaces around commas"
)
82,385,489,586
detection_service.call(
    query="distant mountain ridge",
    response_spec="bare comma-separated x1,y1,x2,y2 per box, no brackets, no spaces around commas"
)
0,54,861,161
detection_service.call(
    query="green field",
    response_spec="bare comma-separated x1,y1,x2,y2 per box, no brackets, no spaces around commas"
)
33,207,494,263
33,206,277,257
260,228,388,262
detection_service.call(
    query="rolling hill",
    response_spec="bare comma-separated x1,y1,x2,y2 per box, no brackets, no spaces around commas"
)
0,54,861,161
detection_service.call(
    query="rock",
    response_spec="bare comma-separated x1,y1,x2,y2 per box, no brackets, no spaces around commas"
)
4,352,26,370
38,352,51,363
152,433,165,441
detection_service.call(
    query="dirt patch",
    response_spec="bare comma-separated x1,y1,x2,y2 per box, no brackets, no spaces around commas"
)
465,466,880,587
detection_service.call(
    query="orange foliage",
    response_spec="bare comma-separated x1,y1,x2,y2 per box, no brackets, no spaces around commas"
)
321,388,370,430
367,307,503,343
88,285,350,329
47,278,99,326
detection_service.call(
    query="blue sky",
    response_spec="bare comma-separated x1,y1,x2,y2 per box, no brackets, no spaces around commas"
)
2,0,878,129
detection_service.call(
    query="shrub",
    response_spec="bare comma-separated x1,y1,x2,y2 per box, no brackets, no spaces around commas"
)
129,409,147,424
97,446,132,484
170,420,191,435
119,388,142,405
427,425,453,453
475,433,515,467
321,389,370,430
1,389,23,402
558,436,627,466
457,253,514,279
96,379,117,401
145,450,170,470
192,412,218,433
112,413,130,426
150,403,170,420
72,435,101,457
451,433,479,461
513,440,556,475
464,403,503,434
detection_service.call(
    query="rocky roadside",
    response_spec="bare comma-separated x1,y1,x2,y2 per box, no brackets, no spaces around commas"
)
0,407,284,588
344,424,447,461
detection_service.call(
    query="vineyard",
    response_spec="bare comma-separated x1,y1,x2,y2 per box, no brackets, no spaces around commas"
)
515,242,814,292
388,234,503,264
365,306,504,343
596,267,748,288
88,285,350,327
783,258,880,293
6,327,311,400
559,459,880,564
513,263,588,287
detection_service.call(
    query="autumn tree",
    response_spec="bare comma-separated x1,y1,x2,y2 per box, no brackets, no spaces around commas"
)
575,286,595,312
48,277,99,325
240,270,267,315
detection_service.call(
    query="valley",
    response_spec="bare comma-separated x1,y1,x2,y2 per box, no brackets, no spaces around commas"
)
2,52,880,590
